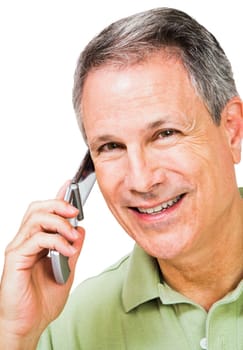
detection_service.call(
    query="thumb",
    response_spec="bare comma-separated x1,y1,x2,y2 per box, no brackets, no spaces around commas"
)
67,227,85,282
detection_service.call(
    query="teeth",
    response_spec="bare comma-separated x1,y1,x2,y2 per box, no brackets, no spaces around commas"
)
138,195,182,214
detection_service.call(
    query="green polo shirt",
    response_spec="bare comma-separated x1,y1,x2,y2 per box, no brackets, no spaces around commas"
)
38,241,243,349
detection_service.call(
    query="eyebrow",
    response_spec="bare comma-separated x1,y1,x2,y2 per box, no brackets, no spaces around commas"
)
147,119,167,129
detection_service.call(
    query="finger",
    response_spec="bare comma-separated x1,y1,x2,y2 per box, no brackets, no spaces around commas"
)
56,180,71,200
23,212,79,240
17,199,79,240
2,230,85,300
10,209,80,250
65,227,85,282
21,199,79,224
7,231,82,271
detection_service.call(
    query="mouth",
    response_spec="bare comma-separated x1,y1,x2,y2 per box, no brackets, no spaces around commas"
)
131,194,185,215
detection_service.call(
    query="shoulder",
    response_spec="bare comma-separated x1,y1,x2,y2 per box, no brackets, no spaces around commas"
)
55,251,132,329
38,253,132,349
70,252,131,308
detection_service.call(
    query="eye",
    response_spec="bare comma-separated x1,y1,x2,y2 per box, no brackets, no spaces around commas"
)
98,142,125,153
158,129,179,138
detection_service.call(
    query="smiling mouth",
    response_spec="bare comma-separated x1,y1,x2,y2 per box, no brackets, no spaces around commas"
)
132,194,185,215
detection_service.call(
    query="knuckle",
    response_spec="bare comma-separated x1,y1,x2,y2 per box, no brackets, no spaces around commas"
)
4,241,13,256
26,199,45,212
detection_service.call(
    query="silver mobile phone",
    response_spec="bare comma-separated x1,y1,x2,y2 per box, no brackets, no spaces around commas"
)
50,151,96,284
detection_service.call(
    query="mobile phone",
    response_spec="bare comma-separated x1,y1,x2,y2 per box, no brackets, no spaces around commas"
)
50,151,96,284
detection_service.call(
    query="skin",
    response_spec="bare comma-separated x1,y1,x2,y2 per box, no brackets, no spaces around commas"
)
0,183,84,349
0,53,243,349
82,54,243,309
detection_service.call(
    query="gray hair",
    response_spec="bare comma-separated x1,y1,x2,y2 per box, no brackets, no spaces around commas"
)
72,7,238,138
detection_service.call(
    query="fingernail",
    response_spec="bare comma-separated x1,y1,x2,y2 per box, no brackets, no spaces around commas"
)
72,229,79,238
69,245,78,254
69,206,79,214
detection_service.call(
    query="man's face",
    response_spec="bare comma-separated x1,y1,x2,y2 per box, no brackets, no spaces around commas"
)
81,55,238,261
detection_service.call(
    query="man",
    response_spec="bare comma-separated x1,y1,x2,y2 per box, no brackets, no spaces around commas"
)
1,7,243,349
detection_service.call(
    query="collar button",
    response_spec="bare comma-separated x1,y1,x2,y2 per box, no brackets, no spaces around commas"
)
200,337,207,349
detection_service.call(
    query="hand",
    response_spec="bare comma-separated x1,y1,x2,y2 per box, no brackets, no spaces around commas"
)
0,182,85,348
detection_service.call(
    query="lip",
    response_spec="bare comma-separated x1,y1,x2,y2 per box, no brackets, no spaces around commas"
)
129,193,186,220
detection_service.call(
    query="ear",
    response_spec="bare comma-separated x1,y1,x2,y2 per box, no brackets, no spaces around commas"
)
221,97,243,164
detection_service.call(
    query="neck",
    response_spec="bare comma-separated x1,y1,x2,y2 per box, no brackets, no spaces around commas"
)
158,200,243,311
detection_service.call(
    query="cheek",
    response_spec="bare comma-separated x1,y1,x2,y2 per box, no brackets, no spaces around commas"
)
177,140,236,212
162,146,207,180
94,164,121,205
175,137,223,172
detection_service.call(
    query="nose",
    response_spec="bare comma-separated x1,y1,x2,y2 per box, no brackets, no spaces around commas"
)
124,149,166,194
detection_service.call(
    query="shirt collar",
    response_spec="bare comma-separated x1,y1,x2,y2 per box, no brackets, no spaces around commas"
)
122,244,161,312
122,245,243,310
121,244,193,312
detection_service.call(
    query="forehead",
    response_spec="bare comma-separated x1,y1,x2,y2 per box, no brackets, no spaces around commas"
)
81,54,206,138
82,54,198,104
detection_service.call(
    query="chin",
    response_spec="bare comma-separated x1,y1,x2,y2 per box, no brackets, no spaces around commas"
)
138,234,193,261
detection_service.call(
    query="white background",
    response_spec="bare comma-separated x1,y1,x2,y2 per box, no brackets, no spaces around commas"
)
0,0,242,289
